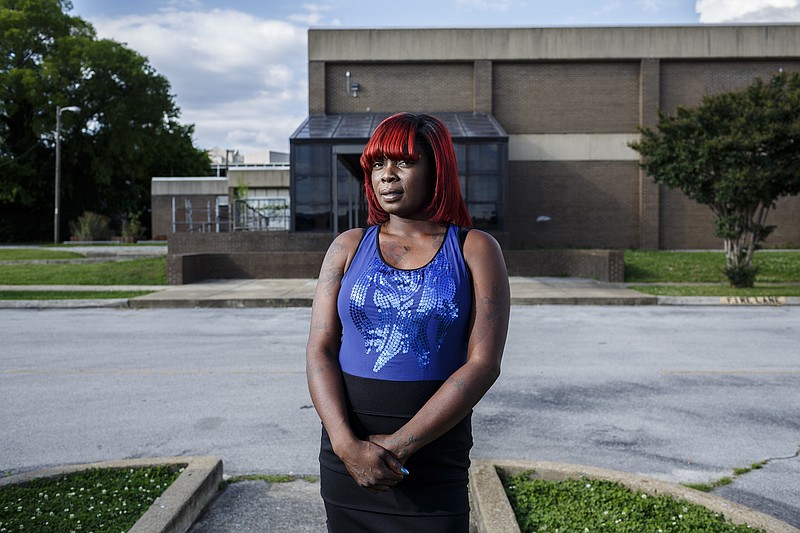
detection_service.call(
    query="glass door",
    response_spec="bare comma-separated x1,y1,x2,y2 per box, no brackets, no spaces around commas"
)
334,151,367,232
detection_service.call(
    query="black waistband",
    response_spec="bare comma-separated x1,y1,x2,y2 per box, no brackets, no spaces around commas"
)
342,372,445,418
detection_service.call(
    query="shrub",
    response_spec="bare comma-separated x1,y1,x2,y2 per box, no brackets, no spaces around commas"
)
69,211,111,241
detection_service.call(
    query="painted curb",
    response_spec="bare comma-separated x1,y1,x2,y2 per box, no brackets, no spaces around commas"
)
0,456,222,533
469,460,800,533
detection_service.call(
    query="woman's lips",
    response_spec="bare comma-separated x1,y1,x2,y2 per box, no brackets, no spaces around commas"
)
380,190,403,202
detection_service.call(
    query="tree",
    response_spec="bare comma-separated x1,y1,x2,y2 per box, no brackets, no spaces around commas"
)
0,0,210,242
630,72,800,288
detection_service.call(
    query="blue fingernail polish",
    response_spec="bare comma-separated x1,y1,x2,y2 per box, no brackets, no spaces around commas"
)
401,467,410,475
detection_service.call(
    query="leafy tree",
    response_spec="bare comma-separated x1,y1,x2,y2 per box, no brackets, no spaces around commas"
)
630,72,800,288
0,0,210,242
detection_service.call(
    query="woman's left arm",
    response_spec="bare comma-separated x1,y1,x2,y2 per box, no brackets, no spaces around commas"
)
370,230,510,462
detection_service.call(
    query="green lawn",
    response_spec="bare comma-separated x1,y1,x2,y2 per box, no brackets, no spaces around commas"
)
625,250,800,283
0,249,85,261
0,290,153,300
631,285,800,297
0,257,167,285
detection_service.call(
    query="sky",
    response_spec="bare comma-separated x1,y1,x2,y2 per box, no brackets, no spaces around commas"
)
67,0,800,157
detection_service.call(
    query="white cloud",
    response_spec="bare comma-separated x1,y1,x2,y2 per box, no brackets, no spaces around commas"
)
90,8,309,153
695,0,800,22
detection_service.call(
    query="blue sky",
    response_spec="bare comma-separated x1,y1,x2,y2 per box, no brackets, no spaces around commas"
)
67,0,800,157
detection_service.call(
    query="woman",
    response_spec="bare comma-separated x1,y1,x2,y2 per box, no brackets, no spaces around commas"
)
306,112,510,532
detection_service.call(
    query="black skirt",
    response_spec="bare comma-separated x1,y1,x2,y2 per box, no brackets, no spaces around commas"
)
319,373,473,532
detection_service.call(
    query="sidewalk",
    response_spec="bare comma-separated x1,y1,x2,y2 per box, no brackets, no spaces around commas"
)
3,277,799,308
0,277,658,309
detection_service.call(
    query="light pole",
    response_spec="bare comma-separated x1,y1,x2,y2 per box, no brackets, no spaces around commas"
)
54,105,80,244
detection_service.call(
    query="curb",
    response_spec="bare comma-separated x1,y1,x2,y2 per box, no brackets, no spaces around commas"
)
658,296,800,306
128,298,314,309
0,299,130,309
510,296,658,306
0,456,222,533
469,460,800,533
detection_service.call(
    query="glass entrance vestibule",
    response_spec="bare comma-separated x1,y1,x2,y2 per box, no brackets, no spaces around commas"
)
290,113,508,233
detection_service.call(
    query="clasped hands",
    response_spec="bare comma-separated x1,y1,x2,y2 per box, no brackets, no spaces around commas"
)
337,433,408,494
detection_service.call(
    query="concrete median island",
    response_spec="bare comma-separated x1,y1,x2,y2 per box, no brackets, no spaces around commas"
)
469,460,800,533
0,456,222,533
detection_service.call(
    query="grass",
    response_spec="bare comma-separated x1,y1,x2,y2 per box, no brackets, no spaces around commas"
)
0,466,181,533
502,471,764,533
0,249,85,261
683,461,769,493
0,257,166,285
631,285,800,297
0,290,153,300
624,250,800,283
226,473,319,484
624,250,800,296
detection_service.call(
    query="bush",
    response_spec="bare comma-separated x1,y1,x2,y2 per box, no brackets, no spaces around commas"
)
69,211,111,241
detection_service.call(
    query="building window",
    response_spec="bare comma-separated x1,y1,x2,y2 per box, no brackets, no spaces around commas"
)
292,144,332,231
457,142,506,230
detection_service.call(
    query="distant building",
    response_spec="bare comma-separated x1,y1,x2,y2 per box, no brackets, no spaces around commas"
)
150,150,290,239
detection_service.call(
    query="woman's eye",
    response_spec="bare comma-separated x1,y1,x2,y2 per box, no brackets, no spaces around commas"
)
372,161,384,169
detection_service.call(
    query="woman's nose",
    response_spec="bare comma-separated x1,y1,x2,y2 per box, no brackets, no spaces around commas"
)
381,162,399,181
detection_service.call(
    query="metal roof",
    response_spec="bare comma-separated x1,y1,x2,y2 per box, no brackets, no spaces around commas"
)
290,112,508,142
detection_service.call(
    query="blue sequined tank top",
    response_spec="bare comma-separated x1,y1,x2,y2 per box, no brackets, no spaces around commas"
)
337,224,472,382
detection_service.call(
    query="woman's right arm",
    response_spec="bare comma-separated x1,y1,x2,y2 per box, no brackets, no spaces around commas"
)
305,230,405,492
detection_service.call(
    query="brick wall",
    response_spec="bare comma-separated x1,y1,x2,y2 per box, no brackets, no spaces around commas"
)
508,161,640,249
660,60,800,114
166,229,627,283
325,63,473,114
168,252,327,284
169,232,334,254
660,189,800,249
167,232,336,284
493,62,640,134
504,249,624,282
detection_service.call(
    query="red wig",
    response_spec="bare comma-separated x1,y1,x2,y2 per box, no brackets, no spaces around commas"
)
360,113,472,227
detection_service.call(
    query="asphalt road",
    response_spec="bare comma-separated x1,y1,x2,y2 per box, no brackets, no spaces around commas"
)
1,306,798,526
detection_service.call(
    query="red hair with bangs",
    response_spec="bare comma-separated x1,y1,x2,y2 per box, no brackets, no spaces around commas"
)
360,113,472,227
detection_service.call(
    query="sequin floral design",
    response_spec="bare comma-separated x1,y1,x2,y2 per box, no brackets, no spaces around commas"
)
350,254,459,373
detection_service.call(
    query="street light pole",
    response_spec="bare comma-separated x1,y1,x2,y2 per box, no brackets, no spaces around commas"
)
54,105,80,244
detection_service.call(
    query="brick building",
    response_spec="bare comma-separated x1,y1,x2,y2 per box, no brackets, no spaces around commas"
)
290,25,800,249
